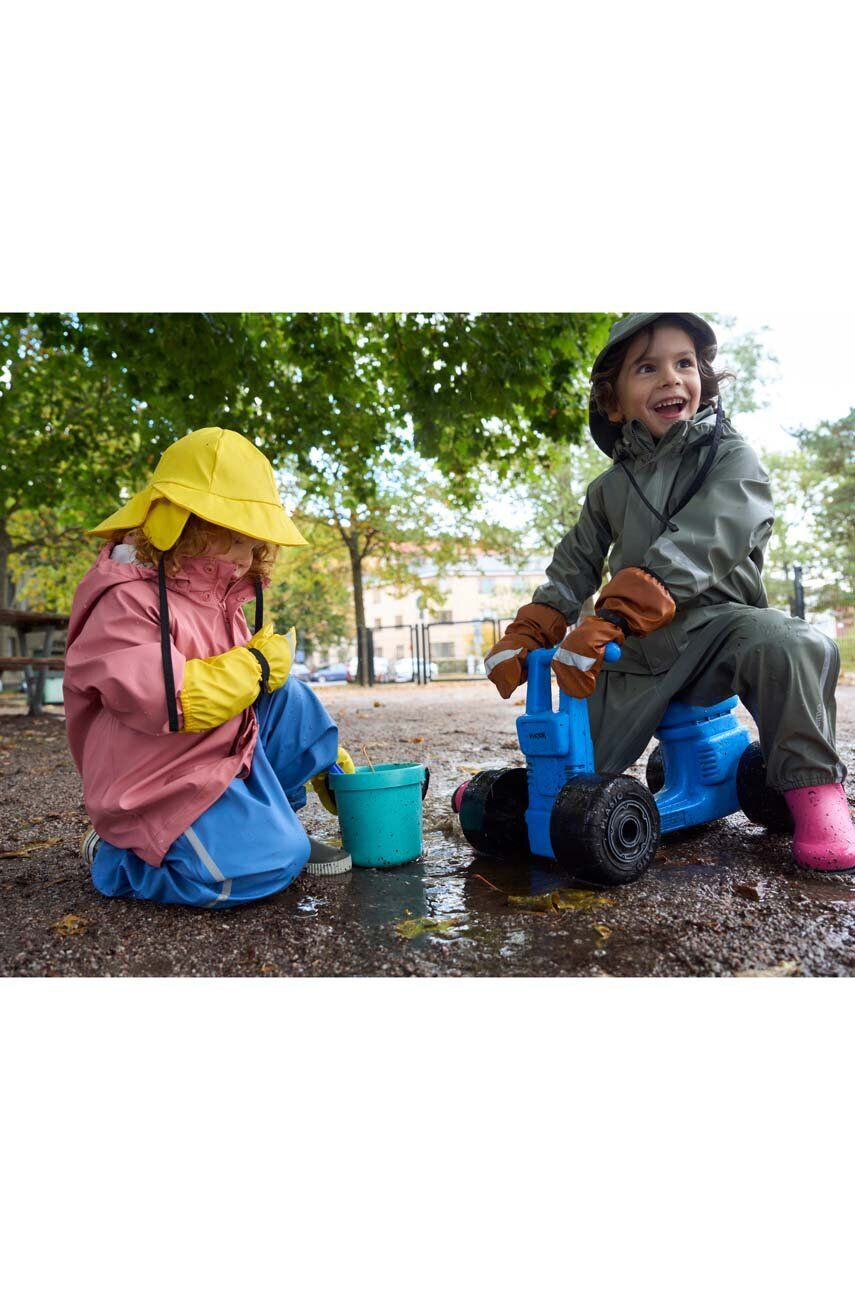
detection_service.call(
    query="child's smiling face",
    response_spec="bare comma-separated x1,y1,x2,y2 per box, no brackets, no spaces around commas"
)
611,324,702,439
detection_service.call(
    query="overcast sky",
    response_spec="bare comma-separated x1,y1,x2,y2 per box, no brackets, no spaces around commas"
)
719,312,854,457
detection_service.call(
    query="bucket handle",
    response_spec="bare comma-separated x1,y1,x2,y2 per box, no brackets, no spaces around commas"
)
326,763,429,798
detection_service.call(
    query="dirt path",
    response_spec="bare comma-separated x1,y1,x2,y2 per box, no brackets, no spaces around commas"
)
1,680,854,976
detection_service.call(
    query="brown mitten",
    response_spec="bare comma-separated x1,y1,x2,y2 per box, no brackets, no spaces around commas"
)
595,567,676,635
551,615,624,699
484,602,566,699
552,568,675,698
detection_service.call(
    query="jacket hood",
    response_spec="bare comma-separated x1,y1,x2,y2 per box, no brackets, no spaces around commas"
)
612,403,733,463
589,312,718,457
66,544,260,653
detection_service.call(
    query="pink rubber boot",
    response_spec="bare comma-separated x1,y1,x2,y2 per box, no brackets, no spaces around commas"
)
784,784,855,872
451,781,471,814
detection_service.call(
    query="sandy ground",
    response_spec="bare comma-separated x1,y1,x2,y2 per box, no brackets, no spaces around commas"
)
1,679,854,977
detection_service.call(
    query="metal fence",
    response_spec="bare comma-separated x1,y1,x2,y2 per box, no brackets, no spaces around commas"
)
346,572,855,686
352,618,504,685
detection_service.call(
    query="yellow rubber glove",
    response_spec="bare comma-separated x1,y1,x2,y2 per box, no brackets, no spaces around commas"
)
310,747,356,815
248,623,297,692
180,625,296,733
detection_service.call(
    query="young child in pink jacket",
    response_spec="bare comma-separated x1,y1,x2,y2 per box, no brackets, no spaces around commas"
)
65,427,352,907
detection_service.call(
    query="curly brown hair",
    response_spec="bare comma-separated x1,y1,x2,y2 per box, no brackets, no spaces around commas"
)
592,314,734,422
109,515,278,581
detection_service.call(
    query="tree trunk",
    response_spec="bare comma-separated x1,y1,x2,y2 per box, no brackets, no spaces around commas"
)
0,518,11,656
345,532,369,686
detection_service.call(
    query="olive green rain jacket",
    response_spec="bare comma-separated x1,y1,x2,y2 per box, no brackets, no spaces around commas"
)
532,404,775,674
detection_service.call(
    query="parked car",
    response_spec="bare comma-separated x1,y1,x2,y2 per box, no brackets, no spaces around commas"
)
291,661,311,681
346,655,391,683
393,657,439,682
309,662,349,684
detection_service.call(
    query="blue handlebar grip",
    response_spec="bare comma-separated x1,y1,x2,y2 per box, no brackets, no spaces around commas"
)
523,647,556,715
604,641,621,663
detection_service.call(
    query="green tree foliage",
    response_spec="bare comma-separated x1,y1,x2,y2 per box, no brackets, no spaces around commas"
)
506,315,781,568
0,312,258,618
263,519,352,657
258,313,614,635
285,451,523,635
2,312,615,660
703,313,779,417
763,411,855,610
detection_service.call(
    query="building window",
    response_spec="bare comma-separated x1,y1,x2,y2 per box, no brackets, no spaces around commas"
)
478,578,496,595
436,610,453,623
373,617,382,629
434,641,454,658
395,615,404,628
372,589,381,603
396,644,406,659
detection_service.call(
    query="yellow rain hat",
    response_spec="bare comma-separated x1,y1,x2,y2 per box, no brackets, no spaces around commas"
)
89,427,307,550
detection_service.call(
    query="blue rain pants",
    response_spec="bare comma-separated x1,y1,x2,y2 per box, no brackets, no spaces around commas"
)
90,678,339,909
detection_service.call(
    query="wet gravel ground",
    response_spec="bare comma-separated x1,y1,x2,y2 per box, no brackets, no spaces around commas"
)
1,680,854,976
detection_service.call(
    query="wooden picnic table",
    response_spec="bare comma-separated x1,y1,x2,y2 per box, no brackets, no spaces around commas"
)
0,609,70,716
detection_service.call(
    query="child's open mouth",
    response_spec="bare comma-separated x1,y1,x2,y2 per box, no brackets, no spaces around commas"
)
651,397,687,420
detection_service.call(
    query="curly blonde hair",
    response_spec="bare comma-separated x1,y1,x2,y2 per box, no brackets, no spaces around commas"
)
110,515,278,581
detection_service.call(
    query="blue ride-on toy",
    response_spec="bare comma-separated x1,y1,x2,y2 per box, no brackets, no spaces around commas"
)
452,645,790,886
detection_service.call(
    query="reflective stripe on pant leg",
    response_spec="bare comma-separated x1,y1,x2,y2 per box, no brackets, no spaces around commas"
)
183,825,233,907
816,633,833,741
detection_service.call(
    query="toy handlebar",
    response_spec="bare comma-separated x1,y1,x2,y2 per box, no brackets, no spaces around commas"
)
524,642,621,715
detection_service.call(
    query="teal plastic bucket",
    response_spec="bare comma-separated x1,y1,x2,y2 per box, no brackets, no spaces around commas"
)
332,762,428,867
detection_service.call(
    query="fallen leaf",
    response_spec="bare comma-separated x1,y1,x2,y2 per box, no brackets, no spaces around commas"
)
52,913,87,938
395,916,460,940
457,764,486,774
0,836,62,859
508,889,615,914
409,736,425,743
259,964,277,975
372,701,384,708
733,882,765,902
594,923,613,939
735,961,800,978
506,892,555,911
553,889,614,912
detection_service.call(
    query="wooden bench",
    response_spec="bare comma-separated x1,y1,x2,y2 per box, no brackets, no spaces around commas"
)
0,610,70,716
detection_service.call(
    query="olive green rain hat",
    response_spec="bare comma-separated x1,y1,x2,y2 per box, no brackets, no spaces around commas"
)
89,426,307,550
589,313,718,457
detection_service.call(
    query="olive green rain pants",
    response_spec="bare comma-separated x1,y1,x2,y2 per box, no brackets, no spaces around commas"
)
588,606,846,791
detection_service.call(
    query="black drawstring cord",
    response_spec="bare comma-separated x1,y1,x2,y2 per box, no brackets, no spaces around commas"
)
618,461,679,533
159,568,267,732
667,399,724,522
158,556,180,733
619,400,725,537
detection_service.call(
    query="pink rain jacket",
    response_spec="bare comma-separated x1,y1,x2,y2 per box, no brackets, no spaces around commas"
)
64,544,265,865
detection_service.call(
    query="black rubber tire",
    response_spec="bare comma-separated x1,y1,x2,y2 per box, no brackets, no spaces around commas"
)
646,744,665,794
550,774,660,886
458,767,533,860
736,741,793,833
